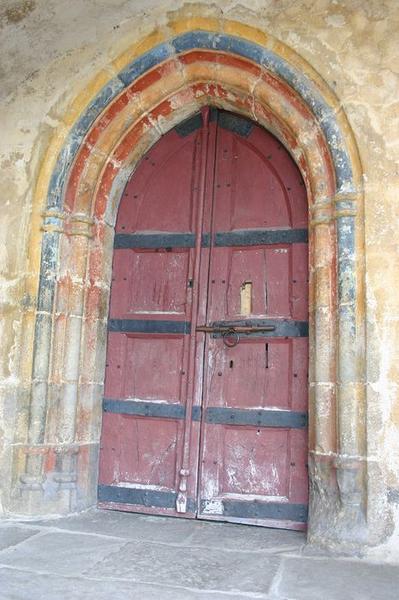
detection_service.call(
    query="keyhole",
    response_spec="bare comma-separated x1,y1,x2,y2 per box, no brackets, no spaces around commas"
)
229,360,234,369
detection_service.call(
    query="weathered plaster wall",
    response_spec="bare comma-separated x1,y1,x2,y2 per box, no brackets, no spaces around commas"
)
0,0,398,558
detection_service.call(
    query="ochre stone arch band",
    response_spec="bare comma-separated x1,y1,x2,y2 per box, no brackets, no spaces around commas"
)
21,21,365,552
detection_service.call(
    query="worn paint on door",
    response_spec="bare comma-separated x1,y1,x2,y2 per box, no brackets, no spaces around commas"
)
98,109,309,529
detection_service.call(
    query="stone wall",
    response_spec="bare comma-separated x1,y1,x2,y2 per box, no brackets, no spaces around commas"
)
0,0,398,559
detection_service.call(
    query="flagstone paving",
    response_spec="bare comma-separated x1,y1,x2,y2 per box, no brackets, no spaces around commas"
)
0,510,398,599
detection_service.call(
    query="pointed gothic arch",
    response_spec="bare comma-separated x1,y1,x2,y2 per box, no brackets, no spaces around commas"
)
18,21,366,552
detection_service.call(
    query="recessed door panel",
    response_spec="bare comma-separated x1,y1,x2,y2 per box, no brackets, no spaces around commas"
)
117,134,197,233
206,425,292,497
104,333,186,403
99,412,180,489
212,127,292,231
110,249,190,319
208,246,296,321
204,336,303,411
123,335,185,401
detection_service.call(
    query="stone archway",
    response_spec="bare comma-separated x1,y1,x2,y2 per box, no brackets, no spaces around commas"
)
17,20,365,553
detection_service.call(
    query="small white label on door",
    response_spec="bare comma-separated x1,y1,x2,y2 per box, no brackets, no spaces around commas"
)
240,281,252,315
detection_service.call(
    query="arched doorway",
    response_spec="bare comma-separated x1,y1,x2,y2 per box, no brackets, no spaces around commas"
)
18,19,367,552
98,108,309,530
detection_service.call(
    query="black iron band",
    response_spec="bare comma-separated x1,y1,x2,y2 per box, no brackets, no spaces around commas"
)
103,400,306,429
103,399,201,421
200,499,308,523
211,319,308,338
174,112,203,137
215,229,308,246
108,319,191,334
205,407,307,428
174,110,254,138
217,110,254,137
98,485,196,512
114,229,307,249
114,233,209,249
108,318,308,340
108,319,307,337
98,485,306,522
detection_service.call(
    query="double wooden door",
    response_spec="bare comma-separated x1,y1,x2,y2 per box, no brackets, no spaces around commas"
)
98,108,309,530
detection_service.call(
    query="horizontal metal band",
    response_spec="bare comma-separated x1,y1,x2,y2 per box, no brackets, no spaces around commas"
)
174,112,203,137
201,499,308,523
205,407,307,428
114,233,211,249
174,109,254,138
98,485,196,512
211,319,308,338
215,229,308,246
103,399,201,421
114,230,307,249
217,110,254,137
108,319,191,334
108,319,307,337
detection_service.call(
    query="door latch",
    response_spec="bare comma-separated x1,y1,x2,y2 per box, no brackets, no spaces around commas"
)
196,324,276,347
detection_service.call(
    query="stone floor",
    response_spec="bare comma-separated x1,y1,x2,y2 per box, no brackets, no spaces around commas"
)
0,510,398,599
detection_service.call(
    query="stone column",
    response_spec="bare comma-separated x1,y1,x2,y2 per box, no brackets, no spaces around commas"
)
51,214,94,511
18,211,95,514
335,191,368,547
18,210,64,512
308,196,339,542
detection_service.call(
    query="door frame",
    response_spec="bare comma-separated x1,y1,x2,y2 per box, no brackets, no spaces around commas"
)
18,20,367,553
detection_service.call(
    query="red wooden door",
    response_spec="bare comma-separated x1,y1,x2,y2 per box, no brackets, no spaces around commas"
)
98,109,308,529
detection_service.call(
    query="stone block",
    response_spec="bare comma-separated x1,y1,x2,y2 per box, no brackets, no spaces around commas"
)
0,526,39,551
278,556,399,600
73,444,100,511
75,384,103,442
183,519,305,553
83,537,281,594
31,509,198,543
0,531,125,576
0,568,246,600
